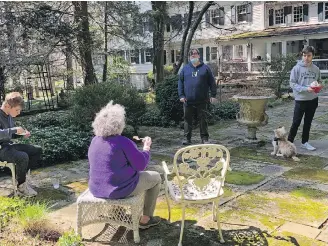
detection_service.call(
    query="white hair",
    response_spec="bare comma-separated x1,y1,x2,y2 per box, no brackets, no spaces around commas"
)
92,101,126,137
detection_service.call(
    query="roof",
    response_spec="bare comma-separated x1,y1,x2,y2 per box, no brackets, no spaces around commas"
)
216,24,328,41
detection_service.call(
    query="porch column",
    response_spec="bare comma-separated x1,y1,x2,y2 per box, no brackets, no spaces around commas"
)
218,45,223,78
282,40,287,56
124,50,127,61
138,49,142,64
247,43,252,72
266,42,272,62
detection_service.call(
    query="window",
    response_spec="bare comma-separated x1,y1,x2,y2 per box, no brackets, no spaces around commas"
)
237,4,248,22
210,47,217,60
222,45,232,61
293,6,303,22
166,23,171,32
171,50,175,63
171,14,182,31
176,50,181,62
275,8,285,24
142,17,149,33
145,49,152,63
325,3,328,19
235,45,244,59
210,8,225,25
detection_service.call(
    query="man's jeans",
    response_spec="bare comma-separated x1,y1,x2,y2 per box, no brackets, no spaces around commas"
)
288,97,318,144
0,144,42,185
184,103,209,141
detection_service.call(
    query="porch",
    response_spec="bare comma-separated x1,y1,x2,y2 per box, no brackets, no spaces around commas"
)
218,24,328,75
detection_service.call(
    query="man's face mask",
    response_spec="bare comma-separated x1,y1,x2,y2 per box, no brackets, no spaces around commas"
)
190,58,199,64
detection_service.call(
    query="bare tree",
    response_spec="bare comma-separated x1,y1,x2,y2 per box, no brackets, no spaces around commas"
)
73,1,97,85
151,1,166,83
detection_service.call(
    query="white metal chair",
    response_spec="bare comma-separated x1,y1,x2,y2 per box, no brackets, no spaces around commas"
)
76,189,145,243
162,144,231,246
0,161,17,195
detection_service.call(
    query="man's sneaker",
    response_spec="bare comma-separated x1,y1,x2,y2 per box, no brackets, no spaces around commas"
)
17,182,38,197
301,142,316,151
182,139,191,145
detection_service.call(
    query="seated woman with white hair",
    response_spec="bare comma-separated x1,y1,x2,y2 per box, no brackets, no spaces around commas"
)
88,101,162,229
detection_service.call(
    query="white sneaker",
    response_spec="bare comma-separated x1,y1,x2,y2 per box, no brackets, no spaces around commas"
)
17,182,38,197
301,142,316,151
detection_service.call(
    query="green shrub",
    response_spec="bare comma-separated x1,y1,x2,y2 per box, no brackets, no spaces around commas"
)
155,75,182,124
208,101,239,121
17,110,72,129
19,126,92,165
58,229,84,246
71,81,146,131
139,105,175,127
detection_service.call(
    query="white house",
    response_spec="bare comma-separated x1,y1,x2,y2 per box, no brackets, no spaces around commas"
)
105,1,328,89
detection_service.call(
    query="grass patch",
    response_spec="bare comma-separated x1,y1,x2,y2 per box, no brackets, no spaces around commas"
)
283,168,328,183
31,187,68,203
0,197,26,228
235,192,328,225
266,231,327,246
58,229,84,246
154,199,202,222
230,146,327,168
65,181,88,194
225,170,266,185
18,201,48,232
290,187,328,199
152,153,173,165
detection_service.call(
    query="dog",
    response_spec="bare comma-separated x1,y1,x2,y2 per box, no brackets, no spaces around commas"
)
271,126,300,161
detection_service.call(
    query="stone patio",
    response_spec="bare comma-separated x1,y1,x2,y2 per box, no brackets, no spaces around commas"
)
1,91,328,245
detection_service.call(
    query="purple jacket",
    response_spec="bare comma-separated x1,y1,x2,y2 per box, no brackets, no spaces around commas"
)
88,135,150,199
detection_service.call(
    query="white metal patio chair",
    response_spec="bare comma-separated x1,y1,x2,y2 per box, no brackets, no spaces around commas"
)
162,144,231,246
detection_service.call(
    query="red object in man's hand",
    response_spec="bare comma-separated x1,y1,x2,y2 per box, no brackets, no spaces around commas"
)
310,85,323,93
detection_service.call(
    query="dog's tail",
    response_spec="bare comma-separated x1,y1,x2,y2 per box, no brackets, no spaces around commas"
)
292,156,300,162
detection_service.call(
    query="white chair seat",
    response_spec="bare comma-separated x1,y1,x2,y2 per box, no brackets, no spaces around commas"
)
168,178,224,201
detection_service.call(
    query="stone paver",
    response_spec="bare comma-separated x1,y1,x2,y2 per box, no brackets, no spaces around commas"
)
278,222,321,239
317,228,328,243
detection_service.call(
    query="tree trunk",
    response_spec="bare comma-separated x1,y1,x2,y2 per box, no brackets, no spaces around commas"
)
174,1,194,75
102,2,108,83
151,1,166,84
73,1,97,85
0,67,6,104
65,41,74,90
175,1,213,73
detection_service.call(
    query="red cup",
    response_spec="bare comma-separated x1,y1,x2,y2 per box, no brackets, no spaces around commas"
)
310,85,323,93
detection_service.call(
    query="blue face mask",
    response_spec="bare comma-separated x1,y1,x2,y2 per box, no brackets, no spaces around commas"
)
190,58,199,64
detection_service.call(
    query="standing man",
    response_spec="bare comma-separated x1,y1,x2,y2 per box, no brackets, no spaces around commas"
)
288,46,321,151
178,48,217,145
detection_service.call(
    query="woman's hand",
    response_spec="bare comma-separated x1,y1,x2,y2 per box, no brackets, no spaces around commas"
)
142,136,152,151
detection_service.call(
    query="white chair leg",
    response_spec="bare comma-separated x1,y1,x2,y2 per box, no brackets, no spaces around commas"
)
8,164,17,196
212,202,217,222
164,186,171,222
133,229,140,243
76,204,82,237
216,205,224,243
178,204,186,246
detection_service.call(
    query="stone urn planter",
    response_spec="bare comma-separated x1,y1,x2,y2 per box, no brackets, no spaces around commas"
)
233,95,274,140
